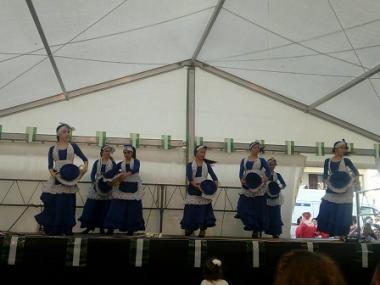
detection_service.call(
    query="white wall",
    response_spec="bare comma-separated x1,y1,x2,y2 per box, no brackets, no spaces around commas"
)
0,68,187,140
195,68,377,148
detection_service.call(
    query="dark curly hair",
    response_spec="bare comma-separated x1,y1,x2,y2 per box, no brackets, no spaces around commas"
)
274,250,346,285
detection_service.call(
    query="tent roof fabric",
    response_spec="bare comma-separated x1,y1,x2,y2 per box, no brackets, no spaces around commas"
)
1,0,380,136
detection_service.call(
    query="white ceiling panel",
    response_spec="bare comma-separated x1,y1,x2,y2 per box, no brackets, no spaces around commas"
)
0,0,43,53
0,59,61,109
214,65,353,105
224,0,342,41
0,0,379,138
328,0,380,29
51,5,215,90
317,80,380,135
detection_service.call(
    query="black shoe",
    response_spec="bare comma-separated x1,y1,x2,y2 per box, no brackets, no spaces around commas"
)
272,235,280,239
258,232,263,238
106,229,114,235
185,230,193,236
252,232,258,238
198,230,206,238
100,228,105,234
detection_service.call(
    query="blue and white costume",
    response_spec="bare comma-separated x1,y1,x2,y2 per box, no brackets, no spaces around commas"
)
79,158,116,231
103,158,145,232
235,157,271,232
317,157,359,236
265,171,286,236
180,161,218,231
35,143,88,235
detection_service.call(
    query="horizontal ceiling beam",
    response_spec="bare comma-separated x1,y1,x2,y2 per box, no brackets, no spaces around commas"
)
68,60,191,99
194,61,308,112
0,60,191,118
0,131,378,158
195,60,380,142
308,62,380,110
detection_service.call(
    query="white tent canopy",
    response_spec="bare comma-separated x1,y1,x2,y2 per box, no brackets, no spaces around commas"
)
1,0,380,236
1,0,380,141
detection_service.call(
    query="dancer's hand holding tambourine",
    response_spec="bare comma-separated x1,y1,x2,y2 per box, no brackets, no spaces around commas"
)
118,171,132,182
190,181,201,191
199,179,218,198
50,169,58,177
79,165,87,178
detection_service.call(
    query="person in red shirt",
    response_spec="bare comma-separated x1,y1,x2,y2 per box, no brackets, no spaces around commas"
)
312,218,330,238
295,212,317,238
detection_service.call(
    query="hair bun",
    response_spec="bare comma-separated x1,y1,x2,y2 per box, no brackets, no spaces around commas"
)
212,259,222,266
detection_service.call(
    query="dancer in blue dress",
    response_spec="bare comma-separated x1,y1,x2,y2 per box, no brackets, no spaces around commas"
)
317,140,359,241
265,157,286,238
180,145,218,238
35,123,88,235
235,141,271,238
103,144,145,235
79,145,116,234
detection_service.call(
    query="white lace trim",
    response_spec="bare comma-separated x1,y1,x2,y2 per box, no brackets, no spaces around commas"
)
266,193,284,206
202,192,217,201
243,157,262,172
184,194,212,205
111,186,144,201
42,182,79,194
191,160,208,181
96,158,114,178
322,186,354,204
52,143,74,161
86,187,113,200
240,187,265,198
52,144,74,171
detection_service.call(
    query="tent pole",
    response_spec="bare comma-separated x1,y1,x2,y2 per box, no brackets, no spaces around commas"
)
192,0,225,61
25,0,68,100
186,66,196,165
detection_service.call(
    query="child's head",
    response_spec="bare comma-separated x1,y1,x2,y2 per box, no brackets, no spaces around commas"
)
204,257,224,281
